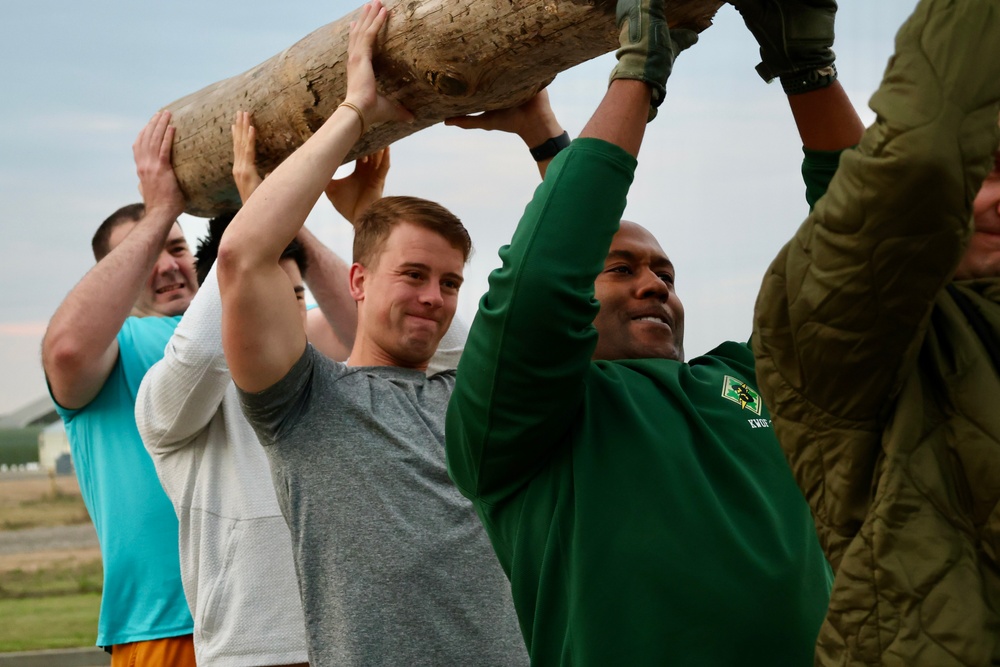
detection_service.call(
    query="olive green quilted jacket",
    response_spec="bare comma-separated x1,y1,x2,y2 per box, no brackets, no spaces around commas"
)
753,0,1000,664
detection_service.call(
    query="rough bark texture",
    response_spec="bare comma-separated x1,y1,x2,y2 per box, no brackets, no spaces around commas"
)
165,0,724,216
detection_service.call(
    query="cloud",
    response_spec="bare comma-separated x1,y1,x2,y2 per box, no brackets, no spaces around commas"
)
0,322,47,337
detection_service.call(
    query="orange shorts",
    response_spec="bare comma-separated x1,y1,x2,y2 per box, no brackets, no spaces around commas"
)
110,634,195,667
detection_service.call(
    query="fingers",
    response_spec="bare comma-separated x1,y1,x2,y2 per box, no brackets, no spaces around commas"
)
231,111,257,162
375,146,390,178
358,0,386,46
158,125,176,164
444,114,490,130
134,111,172,161
387,99,415,124
355,146,391,181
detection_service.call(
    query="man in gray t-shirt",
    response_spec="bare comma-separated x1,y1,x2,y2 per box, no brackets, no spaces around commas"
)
241,346,522,665
218,4,524,665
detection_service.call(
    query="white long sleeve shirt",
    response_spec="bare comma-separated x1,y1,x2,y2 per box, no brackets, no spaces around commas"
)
136,265,468,666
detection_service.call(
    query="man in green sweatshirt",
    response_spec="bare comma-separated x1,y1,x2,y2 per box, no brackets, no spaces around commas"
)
446,0,862,663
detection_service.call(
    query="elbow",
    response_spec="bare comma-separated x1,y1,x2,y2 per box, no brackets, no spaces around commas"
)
216,239,252,291
42,329,87,379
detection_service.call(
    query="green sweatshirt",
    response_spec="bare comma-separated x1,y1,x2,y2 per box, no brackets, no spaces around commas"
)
447,138,831,665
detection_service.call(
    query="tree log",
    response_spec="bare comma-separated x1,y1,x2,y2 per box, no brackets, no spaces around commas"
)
165,0,724,216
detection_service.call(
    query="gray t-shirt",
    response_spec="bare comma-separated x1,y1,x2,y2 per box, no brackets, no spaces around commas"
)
240,345,525,667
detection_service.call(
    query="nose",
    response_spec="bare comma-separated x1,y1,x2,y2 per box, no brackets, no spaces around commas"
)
418,282,445,309
635,267,669,301
155,250,180,276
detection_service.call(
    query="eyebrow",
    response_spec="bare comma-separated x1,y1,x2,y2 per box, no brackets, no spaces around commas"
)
399,263,465,283
605,249,673,270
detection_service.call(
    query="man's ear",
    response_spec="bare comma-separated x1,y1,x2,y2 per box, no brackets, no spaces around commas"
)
348,263,366,302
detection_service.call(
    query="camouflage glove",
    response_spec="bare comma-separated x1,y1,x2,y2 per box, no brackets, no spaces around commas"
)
609,0,698,120
732,0,837,95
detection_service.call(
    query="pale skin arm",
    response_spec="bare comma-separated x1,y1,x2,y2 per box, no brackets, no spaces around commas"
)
309,147,395,356
299,226,356,361
446,89,566,179
43,112,186,409
218,0,412,393
231,113,393,361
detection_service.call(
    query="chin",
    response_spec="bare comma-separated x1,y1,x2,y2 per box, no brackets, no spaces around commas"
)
157,298,193,317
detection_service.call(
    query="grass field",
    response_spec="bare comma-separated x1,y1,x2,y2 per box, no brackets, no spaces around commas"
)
0,559,102,599
0,594,101,651
0,475,102,652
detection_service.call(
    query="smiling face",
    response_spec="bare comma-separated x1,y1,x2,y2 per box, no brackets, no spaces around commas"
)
350,221,465,368
592,221,685,362
955,150,1000,280
108,220,198,317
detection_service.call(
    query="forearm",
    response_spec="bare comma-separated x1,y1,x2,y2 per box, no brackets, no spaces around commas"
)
297,227,357,351
43,209,176,407
787,82,864,152
579,80,651,158
220,107,363,273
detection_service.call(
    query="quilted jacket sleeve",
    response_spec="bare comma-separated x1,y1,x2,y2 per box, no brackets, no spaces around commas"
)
752,0,1000,565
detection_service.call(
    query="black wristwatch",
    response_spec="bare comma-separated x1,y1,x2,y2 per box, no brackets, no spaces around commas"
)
529,131,571,162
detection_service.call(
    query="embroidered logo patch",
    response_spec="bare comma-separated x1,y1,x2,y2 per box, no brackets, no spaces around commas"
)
722,376,762,415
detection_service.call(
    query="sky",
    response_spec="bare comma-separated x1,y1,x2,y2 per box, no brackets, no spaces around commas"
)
0,0,919,416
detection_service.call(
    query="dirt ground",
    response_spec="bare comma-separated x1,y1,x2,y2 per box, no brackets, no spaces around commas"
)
0,474,100,574
0,474,80,503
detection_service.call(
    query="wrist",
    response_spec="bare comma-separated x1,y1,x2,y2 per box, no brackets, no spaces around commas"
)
517,115,564,149
143,200,184,223
337,100,369,135
528,131,570,162
779,64,838,95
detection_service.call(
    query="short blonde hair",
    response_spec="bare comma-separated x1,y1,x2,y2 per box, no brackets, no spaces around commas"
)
353,196,472,268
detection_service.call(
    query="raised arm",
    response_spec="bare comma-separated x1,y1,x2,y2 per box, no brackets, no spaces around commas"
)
305,147,397,357
218,0,411,393
752,0,1000,556
234,108,363,362
43,112,186,409
732,0,864,207
446,0,696,503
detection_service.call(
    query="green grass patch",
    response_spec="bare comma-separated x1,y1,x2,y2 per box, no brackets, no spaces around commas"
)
0,560,103,599
0,428,42,465
0,593,101,651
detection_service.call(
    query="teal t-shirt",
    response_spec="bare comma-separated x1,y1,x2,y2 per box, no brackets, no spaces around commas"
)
54,315,193,646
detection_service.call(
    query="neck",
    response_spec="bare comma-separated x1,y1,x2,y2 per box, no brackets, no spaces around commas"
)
347,329,429,371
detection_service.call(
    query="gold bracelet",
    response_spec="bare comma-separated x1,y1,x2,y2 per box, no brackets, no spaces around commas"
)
338,101,367,135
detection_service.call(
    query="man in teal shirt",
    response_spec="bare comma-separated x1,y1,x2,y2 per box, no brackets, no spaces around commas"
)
43,112,196,664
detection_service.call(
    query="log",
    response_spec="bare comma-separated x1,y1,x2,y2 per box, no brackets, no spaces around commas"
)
165,0,725,216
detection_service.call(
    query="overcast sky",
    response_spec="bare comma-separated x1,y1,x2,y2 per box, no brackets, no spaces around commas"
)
0,1,918,415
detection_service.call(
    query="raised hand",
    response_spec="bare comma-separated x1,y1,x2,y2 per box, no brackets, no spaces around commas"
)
343,0,413,132
324,147,391,224
232,110,264,204
134,111,185,217
445,89,564,149
608,0,698,120
731,0,837,93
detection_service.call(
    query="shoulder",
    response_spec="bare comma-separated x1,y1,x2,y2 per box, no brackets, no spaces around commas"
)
118,315,181,369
